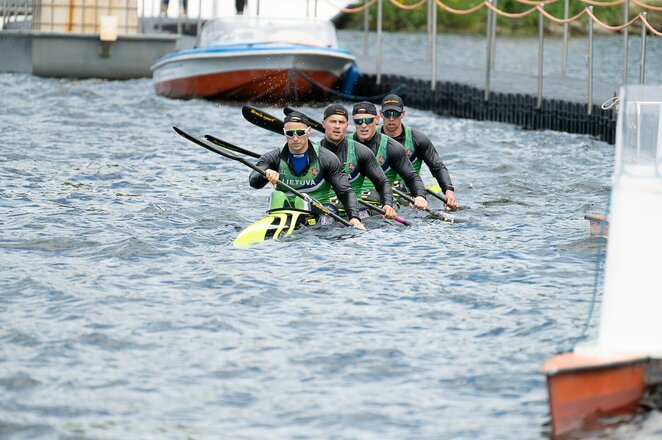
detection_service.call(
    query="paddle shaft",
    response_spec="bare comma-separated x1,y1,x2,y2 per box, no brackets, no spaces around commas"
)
426,187,448,204
356,199,410,226
205,134,260,159
211,134,411,226
173,127,353,227
392,187,454,223
241,106,410,226
283,108,450,207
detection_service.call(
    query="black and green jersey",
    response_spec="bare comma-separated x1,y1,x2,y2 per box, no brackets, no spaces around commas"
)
352,131,427,199
381,124,455,193
277,143,334,204
318,137,394,207
248,141,361,220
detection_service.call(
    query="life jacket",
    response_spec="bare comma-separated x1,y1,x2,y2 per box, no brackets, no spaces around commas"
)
402,126,423,174
360,133,399,192
277,144,334,204
317,138,363,197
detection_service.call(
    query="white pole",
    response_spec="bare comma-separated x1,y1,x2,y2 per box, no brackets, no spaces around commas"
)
562,0,568,76
431,0,437,91
376,0,382,85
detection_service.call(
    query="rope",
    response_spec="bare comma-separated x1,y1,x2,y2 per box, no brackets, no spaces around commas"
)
538,7,587,24
323,0,377,13
641,13,662,37
320,0,662,37
295,68,408,101
580,0,625,7
433,0,485,15
601,96,619,111
586,7,642,31
632,0,662,11
514,0,559,5
486,2,538,19
557,191,611,354
387,0,428,11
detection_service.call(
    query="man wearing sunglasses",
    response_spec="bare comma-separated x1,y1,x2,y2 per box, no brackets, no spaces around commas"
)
249,111,365,230
318,103,398,220
351,102,428,211
380,94,459,210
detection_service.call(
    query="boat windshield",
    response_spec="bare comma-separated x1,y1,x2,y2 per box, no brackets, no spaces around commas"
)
616,85,662,178
197,16,339,48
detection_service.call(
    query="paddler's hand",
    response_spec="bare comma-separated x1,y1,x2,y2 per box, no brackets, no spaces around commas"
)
349,218,366,230
412,196,428,211
381,204,397,220
445,190,458,211
265,169,280,188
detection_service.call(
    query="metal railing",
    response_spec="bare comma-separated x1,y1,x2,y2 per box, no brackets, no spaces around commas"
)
1,0,32,29
348,0,662,114
1,0,141,33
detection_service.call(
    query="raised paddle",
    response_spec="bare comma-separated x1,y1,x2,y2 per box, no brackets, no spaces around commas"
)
284,107,325,133
204,134,260,159
173,126,353,228
232,109,412,226
284,107,450,205
241,105,285,136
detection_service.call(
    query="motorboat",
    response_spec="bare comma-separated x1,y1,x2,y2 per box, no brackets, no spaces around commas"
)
542,85,662,436
150,16,358,102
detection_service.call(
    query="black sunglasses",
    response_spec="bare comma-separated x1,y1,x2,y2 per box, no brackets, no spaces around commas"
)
382,110,402,119
284,128,308,138
353,117,375,125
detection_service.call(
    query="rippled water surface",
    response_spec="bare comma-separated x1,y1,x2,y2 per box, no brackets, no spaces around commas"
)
2,72,661,439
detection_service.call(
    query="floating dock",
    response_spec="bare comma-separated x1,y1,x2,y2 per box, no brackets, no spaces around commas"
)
353,60,617,144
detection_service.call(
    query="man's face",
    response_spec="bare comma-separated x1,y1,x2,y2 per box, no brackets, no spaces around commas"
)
283,122,311,154
322,115,348,144
381,109,404,133
352,113,379,142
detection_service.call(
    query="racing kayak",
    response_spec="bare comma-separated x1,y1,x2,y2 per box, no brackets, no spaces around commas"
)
234,208,320,247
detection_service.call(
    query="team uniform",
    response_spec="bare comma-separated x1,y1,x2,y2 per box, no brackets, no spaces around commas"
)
351,131,427,199
381,124,455,194
249,141,361,221
317,137,394,208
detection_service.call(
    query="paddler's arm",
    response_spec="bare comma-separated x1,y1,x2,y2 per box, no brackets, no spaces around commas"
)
320,149,365,230
355,143,397,219
414,130,459,210
386,140,428,210
249,149,281,189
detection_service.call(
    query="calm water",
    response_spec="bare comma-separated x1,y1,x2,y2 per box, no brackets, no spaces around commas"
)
1,69,661,439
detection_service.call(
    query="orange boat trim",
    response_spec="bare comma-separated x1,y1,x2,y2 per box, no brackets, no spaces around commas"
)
544,352,648,435
154,69,339,101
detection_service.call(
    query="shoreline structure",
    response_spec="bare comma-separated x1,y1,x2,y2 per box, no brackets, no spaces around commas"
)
3,0,662,143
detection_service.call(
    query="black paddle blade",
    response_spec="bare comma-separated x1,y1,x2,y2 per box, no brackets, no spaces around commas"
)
241,105,284,136
283,107,325,133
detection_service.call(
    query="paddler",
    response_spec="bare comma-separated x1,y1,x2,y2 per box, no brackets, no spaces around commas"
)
351,101,429,211
317,103,398,220
380,94,459,210
249,111,366,230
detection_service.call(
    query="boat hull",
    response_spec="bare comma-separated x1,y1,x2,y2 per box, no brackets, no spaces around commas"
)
152,49,355,101
543,352,659,436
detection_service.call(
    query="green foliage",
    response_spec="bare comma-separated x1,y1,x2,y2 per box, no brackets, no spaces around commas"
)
336,0,662,35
